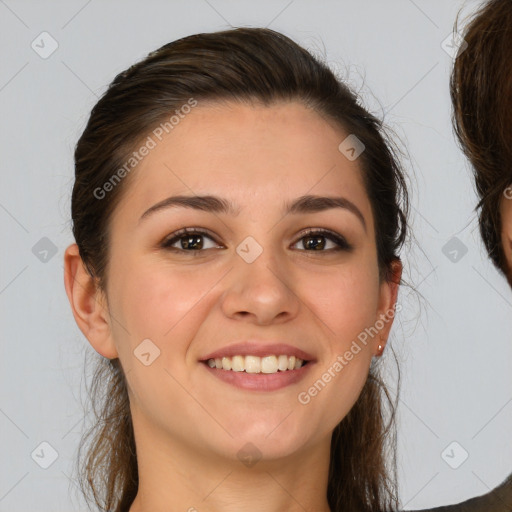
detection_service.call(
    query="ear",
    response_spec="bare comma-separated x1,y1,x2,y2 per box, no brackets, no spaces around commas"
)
63,243,118,359
374,259,402,356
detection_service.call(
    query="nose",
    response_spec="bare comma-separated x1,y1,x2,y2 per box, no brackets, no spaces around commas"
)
220,244,300,326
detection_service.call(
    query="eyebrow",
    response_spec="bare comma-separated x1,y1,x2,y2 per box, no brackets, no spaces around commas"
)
138,194,367,231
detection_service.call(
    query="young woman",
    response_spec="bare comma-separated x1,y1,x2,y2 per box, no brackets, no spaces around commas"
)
416,0,512,510
63,27,408,512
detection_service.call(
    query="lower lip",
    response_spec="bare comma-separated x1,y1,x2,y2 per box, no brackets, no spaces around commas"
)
200,361,315,391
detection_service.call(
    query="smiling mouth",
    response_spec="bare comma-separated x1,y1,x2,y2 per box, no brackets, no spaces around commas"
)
201,354,310,374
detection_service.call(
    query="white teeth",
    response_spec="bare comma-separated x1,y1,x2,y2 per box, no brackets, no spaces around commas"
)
277,355,289,371
205,354,306,373
232,355,244,372
245,355,261,373
261,355,278,373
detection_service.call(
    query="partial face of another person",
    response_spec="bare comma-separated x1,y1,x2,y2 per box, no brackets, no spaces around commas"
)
70,101,399,464
500,190,512,279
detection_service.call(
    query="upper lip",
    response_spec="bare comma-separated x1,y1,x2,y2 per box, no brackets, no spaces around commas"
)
200,341,316,362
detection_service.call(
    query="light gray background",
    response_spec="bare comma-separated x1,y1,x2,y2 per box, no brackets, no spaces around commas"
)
1,0,511,511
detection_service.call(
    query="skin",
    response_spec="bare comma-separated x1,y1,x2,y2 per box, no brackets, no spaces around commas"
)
64,101,401,512
500,193,512,285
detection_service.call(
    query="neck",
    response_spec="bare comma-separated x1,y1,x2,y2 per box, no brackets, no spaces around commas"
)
127,411,332,512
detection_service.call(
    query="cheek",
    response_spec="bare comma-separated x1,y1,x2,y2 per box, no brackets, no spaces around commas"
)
108,258,216,353
107,262,217,417
303,268,379,425
303,261,380,350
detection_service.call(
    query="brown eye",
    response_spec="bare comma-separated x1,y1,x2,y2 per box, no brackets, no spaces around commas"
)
292,229,352,252
161,228,222,252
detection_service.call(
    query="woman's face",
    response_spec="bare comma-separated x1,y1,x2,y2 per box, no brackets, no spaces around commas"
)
75,101,399,463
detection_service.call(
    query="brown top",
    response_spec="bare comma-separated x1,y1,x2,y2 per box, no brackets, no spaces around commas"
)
409,473,512,512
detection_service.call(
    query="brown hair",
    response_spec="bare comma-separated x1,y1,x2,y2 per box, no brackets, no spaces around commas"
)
70,27,408,512
450,0,512,281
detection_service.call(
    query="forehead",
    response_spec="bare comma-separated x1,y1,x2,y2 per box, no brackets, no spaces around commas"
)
111,100,373,230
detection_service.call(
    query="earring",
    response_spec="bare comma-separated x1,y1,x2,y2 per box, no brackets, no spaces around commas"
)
376,342,384,357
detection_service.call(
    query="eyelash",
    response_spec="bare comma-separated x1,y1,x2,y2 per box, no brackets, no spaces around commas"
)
160,227,353,255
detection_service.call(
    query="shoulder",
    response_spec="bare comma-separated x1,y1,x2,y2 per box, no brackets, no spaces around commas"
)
405,473,512,512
